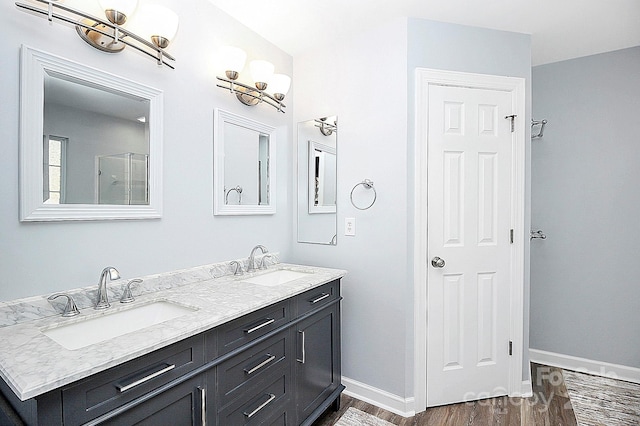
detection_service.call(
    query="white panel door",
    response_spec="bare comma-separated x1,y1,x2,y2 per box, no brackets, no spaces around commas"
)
426,84,513,407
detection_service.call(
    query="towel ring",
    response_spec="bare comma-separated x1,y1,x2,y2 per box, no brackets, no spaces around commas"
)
350,179,377,210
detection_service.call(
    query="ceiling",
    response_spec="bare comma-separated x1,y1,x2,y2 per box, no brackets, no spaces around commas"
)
208,0,640,66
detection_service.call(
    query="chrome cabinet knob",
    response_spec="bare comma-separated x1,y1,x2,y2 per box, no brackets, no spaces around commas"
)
431,257,446,268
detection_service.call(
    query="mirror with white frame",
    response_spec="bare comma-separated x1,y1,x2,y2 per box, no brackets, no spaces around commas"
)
213,109,276,215
297,116,337,245
19,45,163,221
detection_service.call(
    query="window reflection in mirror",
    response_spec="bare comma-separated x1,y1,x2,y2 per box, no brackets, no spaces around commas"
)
43,71,150,206
297,116,338,245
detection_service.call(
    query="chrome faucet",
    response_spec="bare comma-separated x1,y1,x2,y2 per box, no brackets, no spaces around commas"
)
247,245,268,273
259,253,273,270
48,293,80,317
95,266,120,310
120,279,142,304
230,260,244,276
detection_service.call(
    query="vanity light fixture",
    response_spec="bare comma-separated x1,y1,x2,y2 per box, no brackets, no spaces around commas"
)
15,0,179,69
315,117,337,136
216,46,291,113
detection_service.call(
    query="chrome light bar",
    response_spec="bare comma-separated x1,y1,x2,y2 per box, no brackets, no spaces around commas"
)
15,0,176,69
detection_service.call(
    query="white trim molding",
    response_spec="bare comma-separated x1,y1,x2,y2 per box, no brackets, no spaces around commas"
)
530,349,640,385
343,376,415,418
516,380,533,398
414,68,526,412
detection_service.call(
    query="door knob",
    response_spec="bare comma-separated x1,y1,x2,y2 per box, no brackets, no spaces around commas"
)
431,257,445,268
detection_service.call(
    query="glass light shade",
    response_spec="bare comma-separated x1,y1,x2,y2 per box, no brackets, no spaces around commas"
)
220,46,247,73
250,60,275,87
98,0,138,17
132,4,179,45
269,74,291,96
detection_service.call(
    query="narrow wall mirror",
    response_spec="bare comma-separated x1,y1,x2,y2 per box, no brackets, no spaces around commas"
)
19,45,163,221
213,109,276,215
297,116,338,244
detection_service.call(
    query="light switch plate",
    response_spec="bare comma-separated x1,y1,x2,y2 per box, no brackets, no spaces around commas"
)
345,217,356,236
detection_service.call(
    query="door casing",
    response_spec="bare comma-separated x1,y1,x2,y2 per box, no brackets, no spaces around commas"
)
413,68,526,413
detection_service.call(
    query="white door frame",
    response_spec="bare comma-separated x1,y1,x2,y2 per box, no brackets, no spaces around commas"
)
413,68,526,412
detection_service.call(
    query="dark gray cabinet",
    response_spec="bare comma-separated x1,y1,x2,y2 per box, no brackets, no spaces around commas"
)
0,279,342,425
295,305,340,424
293,281,343,426
100,376,205,426
62,335,204,426
212,329,293,425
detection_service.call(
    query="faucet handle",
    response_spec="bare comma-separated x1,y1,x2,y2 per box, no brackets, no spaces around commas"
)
230,260,244,276
48,293,80,317
259,254,273,270
120,279,142,304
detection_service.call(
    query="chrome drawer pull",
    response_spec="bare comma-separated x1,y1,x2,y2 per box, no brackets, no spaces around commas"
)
117,363,175,392
309,293,330,304
244,354,276,375
243,393,276,418
244,318,275,334
296,331,305,364
199,386,206,426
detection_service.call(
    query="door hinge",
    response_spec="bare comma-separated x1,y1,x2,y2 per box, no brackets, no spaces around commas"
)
505,114,517,132
510,229,514,244
508,341,513,356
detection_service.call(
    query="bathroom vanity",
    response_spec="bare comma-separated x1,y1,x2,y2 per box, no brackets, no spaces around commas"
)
0,262,345,425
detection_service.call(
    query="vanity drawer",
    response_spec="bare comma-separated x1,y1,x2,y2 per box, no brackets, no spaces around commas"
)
267,411,288,426
217,370,290,426
217,300,290,355
217,331,289,408
295,280,340,317
61,335,204,426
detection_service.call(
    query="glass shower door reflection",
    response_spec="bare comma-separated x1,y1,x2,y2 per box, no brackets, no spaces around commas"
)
97,153,149,205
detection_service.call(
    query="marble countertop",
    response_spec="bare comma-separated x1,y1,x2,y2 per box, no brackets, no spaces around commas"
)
0,262,346,401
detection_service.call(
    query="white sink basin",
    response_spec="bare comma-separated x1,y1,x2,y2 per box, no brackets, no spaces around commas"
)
42,301,197,350
241,269,311,286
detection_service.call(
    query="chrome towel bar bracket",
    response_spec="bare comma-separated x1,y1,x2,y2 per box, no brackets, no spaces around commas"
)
530,230,547,240
532,119,548,139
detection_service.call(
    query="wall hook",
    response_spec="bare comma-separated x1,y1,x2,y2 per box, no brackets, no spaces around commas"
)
532,119,548,139
530,230,547,240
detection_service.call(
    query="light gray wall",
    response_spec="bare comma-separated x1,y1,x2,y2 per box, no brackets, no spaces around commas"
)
0,0,293,300
292,17,531,400
531,46,640,368
293,17,410,398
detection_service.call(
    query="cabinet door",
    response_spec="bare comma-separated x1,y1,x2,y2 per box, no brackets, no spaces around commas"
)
295,303,340,423
100,376,206,426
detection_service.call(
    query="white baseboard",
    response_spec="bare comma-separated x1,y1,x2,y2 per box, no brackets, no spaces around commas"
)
529,348,640,384
343,376,534,417
516,379,533,398
342,376,415,418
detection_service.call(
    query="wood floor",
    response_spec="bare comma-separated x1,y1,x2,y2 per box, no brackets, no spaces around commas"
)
314,363,577,425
